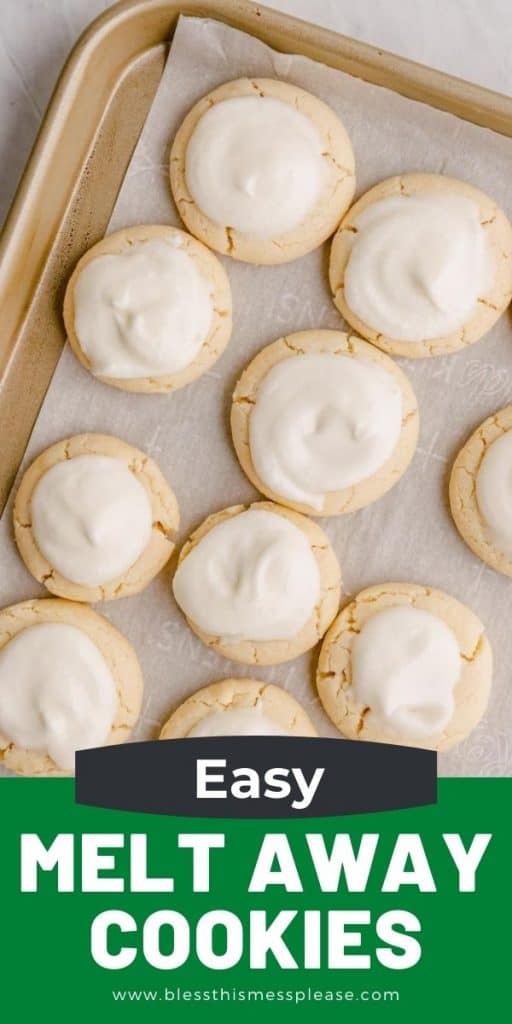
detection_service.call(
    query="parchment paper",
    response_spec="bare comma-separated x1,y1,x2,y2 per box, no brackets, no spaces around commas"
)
1,15,512,777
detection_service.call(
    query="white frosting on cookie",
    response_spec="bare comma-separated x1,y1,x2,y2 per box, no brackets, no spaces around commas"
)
185,95,327,237
344,193,493,341
476,429,512,556
187,706,290,737
172,508,320,641
248,352,403,509
351,606,461,739
0,623,117,770
73,237,214,378
31,455,153,586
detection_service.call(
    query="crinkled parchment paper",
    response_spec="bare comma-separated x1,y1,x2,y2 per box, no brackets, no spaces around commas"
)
1,15,512,776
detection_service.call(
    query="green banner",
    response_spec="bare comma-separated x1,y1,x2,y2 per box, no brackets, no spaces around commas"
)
0,778,507,1020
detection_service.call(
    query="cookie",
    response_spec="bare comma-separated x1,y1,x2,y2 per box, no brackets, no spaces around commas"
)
0,598,143,777
160,679,317,739
172,501,341,665
231,329,419,515
449,405,512,575
170,77,355,265
63,224,232,392
329,173,512,357
317,582,492,751
14,433,179,602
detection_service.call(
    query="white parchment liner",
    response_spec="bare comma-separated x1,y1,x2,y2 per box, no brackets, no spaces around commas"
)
1,15,512,776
